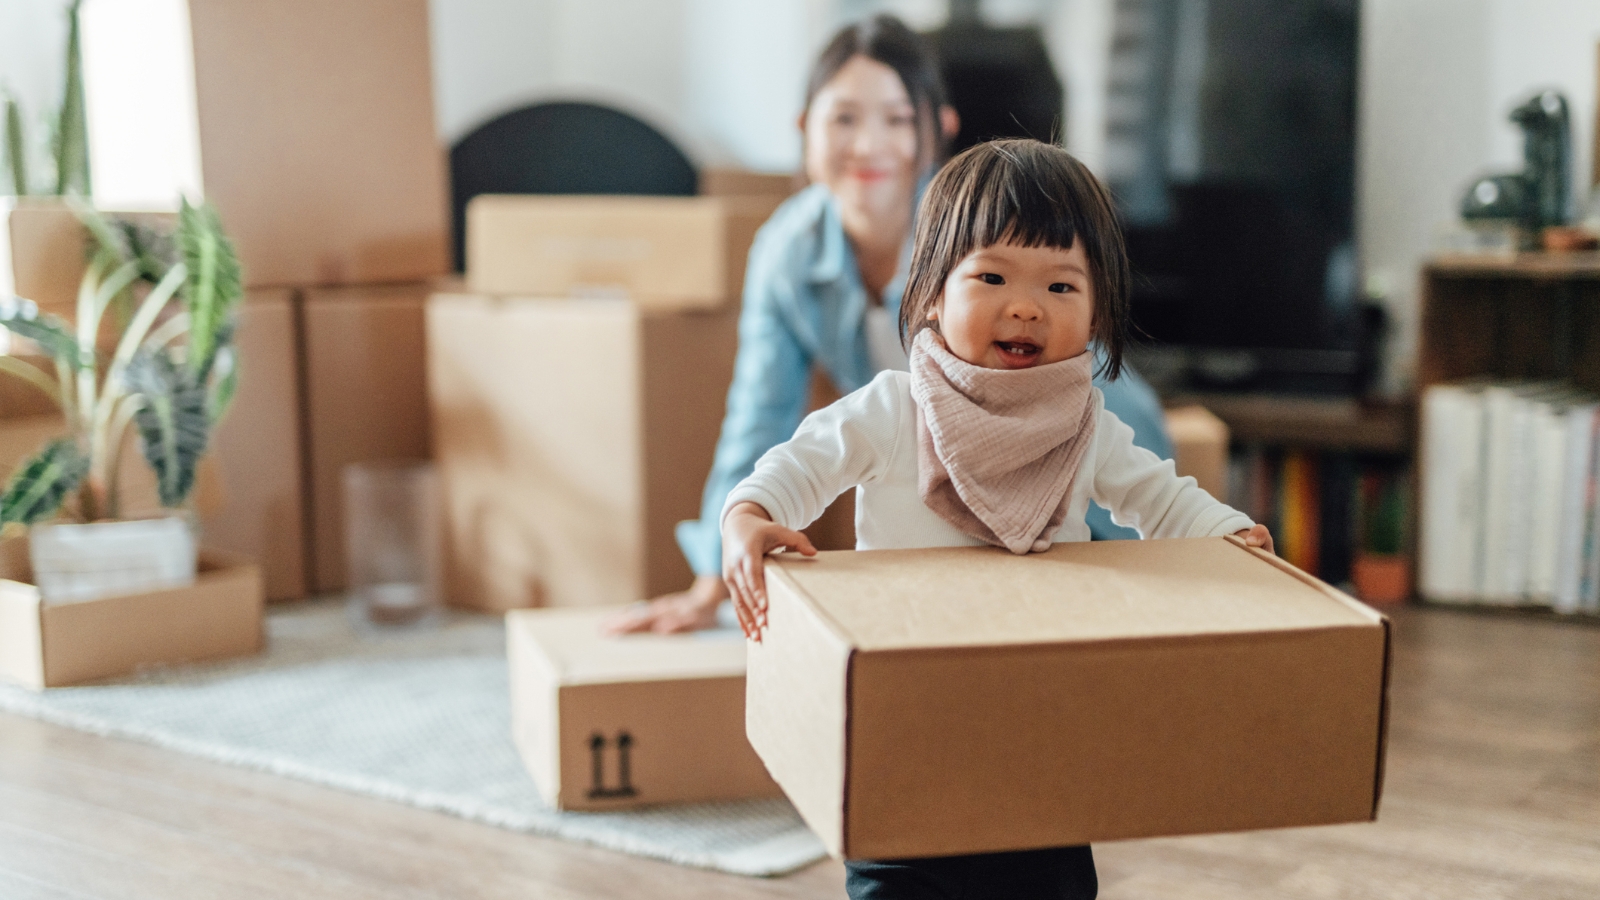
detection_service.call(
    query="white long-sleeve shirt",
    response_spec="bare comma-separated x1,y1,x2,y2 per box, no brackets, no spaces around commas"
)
723,370,1253,550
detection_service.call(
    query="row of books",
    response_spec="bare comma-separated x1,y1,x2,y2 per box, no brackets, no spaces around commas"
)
1227,446,1408,587
1420,380,1598,614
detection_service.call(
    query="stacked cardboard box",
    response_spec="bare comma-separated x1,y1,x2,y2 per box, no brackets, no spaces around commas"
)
430,194,781,612
301,284,432,595
55,0,451,600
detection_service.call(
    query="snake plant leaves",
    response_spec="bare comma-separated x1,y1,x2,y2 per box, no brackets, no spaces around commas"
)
4,88,26,196
55,0,90,197
125,350,210,508
0,438,88,526
177,200,242,376
0,296,84,368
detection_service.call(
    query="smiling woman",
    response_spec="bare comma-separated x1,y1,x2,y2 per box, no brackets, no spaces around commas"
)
606,18,1178,637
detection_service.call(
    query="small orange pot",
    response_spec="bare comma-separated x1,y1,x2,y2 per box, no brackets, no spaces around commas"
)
1351,553,1411,606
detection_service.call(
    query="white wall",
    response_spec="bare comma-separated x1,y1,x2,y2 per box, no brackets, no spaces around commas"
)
428,0,837,172
1357,0,1600,393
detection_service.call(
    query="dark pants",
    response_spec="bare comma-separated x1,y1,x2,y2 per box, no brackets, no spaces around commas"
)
844,845,1097,900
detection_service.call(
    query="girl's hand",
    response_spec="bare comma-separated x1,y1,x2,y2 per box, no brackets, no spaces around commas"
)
1234,524,1275,556
722,502,817,641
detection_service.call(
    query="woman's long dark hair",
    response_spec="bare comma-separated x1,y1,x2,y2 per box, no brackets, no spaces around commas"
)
803,15,950,170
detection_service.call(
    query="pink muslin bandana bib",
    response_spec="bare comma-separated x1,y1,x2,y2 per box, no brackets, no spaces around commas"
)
908,328,1097,554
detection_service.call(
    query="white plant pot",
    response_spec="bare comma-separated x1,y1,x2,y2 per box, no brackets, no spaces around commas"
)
29,517,198,605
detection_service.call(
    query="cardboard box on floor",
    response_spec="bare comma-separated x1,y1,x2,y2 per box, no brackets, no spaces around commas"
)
507,606,781,810
198,289,308,601
1165,405,1231,500
301,283,432,594
427,293,737,611
0,540,263,689
80,0,449,287
749,536,1391,860
465,195,781,310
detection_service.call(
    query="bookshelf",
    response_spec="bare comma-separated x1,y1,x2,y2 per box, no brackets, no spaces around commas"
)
1418,252,1600,619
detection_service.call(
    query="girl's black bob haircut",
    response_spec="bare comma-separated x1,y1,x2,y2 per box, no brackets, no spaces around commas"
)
899,139,1131,381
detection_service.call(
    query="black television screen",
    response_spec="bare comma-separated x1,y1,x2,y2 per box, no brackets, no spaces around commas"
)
1104,0,1361,394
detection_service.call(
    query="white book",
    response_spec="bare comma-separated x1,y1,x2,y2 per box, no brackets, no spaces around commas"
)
1527,394,1583,605
1419,383,1488,603
1554,404,1598,613
1479,384,1524,603
1481,382,1564,604
1586,429,1600,614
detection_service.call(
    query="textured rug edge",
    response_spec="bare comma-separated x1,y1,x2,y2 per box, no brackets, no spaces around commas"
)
0,690,828,877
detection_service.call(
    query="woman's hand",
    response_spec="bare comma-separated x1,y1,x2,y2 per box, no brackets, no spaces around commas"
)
1234,524,1275,556
723,502,817,641
602,575,730,635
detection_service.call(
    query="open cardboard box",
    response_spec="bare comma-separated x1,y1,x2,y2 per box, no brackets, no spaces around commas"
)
748,536,1390,860
0,539,263,689
507,606,781,810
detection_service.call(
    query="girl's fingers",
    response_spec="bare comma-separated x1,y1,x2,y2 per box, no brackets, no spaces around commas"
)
725,567,755,639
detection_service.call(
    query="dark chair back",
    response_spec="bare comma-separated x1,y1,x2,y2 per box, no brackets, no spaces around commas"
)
449,102,697,270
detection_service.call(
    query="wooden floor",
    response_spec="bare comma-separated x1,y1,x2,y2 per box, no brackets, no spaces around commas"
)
0,605,1595,899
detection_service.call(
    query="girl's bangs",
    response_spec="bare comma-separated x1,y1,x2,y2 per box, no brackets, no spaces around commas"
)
973,158,1083,254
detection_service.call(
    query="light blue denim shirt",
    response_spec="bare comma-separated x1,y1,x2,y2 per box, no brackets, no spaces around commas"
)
675,184,1173,576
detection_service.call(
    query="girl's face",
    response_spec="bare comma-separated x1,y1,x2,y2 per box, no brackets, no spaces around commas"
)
929,240,1095,370
801,55,921,224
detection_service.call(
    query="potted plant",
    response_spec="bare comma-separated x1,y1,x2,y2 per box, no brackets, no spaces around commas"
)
0,199,262,689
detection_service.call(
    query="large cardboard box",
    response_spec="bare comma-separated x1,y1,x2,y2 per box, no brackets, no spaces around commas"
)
199,289,307,601
507,606,781,810
301,283,431,594
465,196,779,310
1165,404,1231,501
80,0,449,287
0,540,263,689
428,293,737,611
749,536,1391,860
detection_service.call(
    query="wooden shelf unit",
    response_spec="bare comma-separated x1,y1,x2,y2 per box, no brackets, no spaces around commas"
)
1164,392,1412,455
1420,253,1600,393
1418,251,1600,619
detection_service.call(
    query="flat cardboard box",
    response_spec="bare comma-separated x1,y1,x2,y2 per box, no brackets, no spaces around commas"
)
749,536,1390,860
0,539,263,689
1165,404,1231,501
301,283,432,594
698,167,797,201
507,606,781,810
199,289,307,601
465,195,780,310
80,0,449,287
427,293,737,611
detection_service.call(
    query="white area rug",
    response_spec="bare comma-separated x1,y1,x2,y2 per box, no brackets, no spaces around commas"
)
0,601,827,877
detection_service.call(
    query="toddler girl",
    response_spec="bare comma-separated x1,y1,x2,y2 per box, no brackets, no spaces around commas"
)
721,139,1272,899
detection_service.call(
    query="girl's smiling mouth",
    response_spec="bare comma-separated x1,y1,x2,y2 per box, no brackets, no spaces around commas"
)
994,340,1042,368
